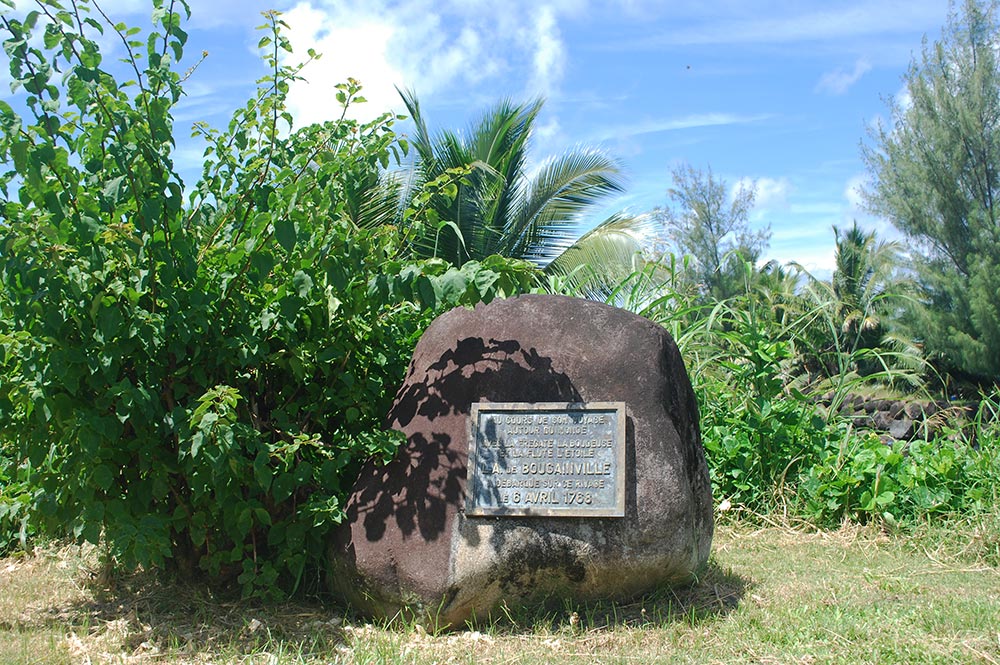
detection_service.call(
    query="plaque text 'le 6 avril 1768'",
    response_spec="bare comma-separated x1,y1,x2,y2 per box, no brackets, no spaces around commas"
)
465,402,626,517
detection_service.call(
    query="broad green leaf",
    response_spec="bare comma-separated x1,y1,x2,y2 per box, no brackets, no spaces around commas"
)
272,472,296,503
92,465,114,492
274,217,296,252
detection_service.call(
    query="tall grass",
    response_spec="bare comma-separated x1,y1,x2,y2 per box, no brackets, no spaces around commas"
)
581,255,997,525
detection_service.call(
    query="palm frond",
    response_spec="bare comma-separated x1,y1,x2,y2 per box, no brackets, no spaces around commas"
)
466,98,540,247
344,169,406,231
398,87,435,168
395,92,627,279
508,149,625,264
545,213,655,299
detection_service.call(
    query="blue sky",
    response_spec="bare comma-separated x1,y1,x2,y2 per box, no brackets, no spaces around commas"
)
6,1,955,274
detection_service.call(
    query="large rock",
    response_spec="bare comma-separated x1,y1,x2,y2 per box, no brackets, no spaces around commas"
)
329,294,713,627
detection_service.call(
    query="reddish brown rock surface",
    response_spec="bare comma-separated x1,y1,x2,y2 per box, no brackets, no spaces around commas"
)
329,294,713,627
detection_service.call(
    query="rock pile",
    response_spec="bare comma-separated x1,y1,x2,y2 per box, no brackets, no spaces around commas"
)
815,393,977,442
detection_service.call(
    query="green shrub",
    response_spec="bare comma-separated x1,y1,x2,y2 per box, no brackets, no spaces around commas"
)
0,1,535,596
799,430,999,525
805,392,1000,525
701,387,831,512
602,259,991,524
0,442,35,554
684,290,830,510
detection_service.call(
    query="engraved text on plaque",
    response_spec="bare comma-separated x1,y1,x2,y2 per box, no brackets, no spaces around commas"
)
465,402,626,517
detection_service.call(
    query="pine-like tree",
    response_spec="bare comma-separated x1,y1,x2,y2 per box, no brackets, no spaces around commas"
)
654,164,770,302
863,0,1000,387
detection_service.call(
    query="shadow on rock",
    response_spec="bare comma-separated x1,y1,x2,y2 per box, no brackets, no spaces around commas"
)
349,336,581,545
391,336,581,429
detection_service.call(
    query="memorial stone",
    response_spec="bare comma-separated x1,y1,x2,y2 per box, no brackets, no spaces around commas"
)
329,294,713,627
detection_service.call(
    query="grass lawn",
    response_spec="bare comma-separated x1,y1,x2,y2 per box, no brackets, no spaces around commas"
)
1,516,998,664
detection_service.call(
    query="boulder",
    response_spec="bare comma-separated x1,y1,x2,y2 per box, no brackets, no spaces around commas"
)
889,417,915,440
328,294,713,627
872,410,894,432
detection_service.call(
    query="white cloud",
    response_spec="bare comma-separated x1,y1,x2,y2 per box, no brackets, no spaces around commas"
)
751,177,791,211
594,112,771,142
816,58,872,95
894,84,913,111
766,220,837,273
845,174,868,211
529,6,566,95
276,1,578,125
730,176,790,223
841,175,907,242
535,118,562,142
282,4,404,125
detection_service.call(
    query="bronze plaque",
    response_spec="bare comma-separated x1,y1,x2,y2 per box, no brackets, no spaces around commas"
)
465,402,626,517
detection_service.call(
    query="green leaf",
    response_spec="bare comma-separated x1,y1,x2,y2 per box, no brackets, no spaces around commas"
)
874,491,897,507
435,268,471,305
274,217,296,252
253,452,272,491
236,506,253,539
80,512,103,544
320,460,340,489
103,175,126,203
93,465,114,492
272,472,296,503
43,24,62,49
415,275,437,309
190,431,204,459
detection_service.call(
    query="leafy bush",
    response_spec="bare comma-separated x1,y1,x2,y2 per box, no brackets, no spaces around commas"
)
692,300,831,511
0,1,535,596
698,299,995,521
598,258,831,510
799,429,999,526
800,394,1000,523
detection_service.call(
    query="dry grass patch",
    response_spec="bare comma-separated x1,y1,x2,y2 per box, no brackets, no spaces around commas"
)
0,520,998,664
0,543,96,664
0,543,346,664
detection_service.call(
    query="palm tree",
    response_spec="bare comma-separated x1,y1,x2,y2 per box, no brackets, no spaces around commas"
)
790,221,921,384
831,221,902,349
398,90,652,295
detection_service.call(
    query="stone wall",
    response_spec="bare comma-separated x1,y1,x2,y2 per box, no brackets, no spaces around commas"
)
813,393,980,443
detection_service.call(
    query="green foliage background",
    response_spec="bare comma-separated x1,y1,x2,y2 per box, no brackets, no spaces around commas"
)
609,258,998,526
0,0,997,604
0,1,535,595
